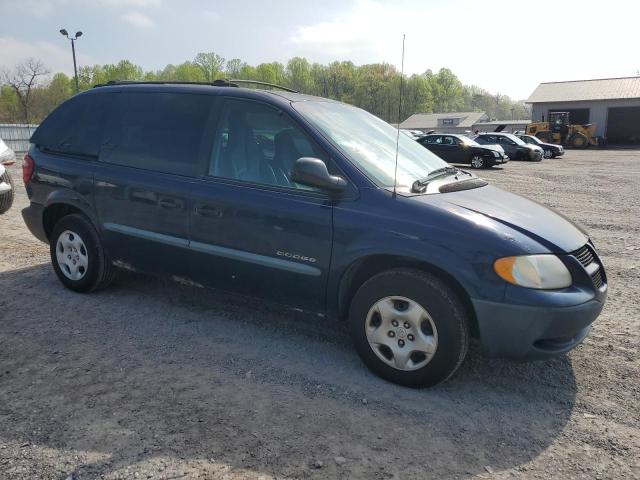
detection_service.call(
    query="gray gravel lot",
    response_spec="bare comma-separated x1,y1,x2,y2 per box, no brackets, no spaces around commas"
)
0,150,639,479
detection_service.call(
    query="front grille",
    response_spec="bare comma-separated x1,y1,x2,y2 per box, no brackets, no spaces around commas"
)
573,244,594,267
570,244,606,289
591,268,604,289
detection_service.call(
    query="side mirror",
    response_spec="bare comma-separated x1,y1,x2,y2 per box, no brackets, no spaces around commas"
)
291,157,347,193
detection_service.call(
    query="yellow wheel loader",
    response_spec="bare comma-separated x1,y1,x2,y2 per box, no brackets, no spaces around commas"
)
525,112,600,149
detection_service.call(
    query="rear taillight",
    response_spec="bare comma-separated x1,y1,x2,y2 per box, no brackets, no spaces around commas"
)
22,154,34,185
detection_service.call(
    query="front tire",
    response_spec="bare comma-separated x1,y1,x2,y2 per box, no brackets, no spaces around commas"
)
570,133,589,149
50,213,115,292
470,155,486,169
0,170,14,214
348,269,469,388
543,149,553,159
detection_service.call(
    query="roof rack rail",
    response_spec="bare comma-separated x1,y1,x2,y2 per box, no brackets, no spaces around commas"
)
93,79,298,93
228,79,298,93
93,79,238,88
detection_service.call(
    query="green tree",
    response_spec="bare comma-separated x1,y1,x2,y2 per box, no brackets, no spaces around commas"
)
193,52,225,82
286,57,314,93
0,52,531,126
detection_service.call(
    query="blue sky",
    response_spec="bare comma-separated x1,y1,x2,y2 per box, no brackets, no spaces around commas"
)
0,0,637,99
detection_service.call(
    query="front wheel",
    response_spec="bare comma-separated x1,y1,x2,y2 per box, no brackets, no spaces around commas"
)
348,269,469,388
570,133,589,149
470,155,486,169
50,213,116,292
544,149,553,159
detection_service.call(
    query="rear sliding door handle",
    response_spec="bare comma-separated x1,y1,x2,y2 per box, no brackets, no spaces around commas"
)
195,205,223,218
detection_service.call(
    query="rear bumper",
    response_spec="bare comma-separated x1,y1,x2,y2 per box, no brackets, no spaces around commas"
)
22,203,48,243
472,294,606,359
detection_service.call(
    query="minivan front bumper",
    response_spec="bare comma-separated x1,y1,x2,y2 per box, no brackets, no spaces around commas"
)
471,293,606,359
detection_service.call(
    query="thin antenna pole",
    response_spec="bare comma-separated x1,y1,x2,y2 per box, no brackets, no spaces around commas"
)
393,34,405,197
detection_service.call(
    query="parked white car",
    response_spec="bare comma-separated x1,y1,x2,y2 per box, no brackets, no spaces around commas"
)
0,138,16,214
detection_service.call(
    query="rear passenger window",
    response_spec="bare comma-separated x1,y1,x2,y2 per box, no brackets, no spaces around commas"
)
101,92,213,177
31,93,109,157
208,99,328,189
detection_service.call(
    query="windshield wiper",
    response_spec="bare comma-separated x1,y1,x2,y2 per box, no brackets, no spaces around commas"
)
411,166,465,193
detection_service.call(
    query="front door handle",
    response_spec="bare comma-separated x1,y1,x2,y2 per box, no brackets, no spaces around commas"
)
196,205,223,218
158,197,181,209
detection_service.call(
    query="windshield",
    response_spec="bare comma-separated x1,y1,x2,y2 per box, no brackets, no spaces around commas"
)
457,135,480,146
502,133,526,145
293,100,447,191
524,135,541,144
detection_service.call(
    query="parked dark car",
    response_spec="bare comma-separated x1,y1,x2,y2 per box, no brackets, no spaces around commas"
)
518,134,565,158
475,132,544,161
22,82,607,387
418,133,508,169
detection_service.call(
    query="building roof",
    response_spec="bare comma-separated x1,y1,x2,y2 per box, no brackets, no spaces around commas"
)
478,119,531,125
399,111,487,129
527,76,640,103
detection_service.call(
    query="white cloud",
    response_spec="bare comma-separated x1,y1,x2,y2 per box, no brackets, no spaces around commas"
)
97,0,161,7
4,0,161,18
121,11,155,30
291,0,639,99
0,36,93,75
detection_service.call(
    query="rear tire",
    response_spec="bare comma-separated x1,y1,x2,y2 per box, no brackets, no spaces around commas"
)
348,269,469,388
536,131,553,143
50,213,116,292
0,170,14,214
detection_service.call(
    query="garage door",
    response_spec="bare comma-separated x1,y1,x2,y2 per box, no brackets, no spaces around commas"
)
607,107,640,144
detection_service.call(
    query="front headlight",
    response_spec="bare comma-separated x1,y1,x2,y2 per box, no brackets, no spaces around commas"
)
492,150,500,158
494,255,572,289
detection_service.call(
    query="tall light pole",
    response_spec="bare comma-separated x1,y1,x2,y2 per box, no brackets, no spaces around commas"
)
59,29,83,92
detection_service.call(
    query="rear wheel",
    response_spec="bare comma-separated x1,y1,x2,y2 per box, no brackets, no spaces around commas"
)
348,269,469,388
50,214,115,292
0,170,14,214
536,131,553,143
470,155,486,169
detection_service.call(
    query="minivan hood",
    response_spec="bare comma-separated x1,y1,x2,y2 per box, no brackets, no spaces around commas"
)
430,185,588,252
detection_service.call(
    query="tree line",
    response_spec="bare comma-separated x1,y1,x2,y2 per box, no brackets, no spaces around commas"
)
0,52,530,125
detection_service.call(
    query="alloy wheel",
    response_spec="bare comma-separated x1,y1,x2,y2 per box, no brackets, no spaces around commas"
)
471,155,484,168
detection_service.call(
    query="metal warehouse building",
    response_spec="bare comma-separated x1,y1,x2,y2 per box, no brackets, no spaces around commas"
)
528,76,640,144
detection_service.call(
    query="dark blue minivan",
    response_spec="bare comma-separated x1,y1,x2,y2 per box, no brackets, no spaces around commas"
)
21,82,607,387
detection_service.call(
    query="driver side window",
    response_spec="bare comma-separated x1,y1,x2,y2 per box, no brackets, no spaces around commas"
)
209,99,328,190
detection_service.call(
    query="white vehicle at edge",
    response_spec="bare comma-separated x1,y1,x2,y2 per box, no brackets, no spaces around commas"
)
0,138,16,214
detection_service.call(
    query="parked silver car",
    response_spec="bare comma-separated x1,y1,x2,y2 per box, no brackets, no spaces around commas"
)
0,138,16,214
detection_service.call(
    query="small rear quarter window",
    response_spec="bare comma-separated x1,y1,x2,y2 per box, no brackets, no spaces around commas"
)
31,92,110,157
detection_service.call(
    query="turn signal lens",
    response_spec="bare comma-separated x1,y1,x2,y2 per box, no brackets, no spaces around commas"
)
494,257,517,284
494,255,572,290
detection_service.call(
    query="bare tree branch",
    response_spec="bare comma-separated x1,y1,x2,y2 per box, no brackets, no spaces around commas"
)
1,58,49,124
